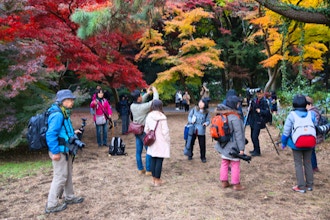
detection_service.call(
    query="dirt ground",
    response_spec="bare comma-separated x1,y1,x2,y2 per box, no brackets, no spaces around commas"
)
1,107,330,220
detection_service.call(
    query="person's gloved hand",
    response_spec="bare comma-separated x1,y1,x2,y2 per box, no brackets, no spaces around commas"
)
281,145,286,150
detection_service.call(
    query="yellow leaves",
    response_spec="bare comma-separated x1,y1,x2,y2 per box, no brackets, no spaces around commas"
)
164,7,212,38
182,51,224,69
249,11,281,28
180,38,216,55
250,16,272,27
137,7,223,89
304,24,330,43
304,42,328,59
135,29,166,62
287,0,322,8
137,29,164,47
267,29,283,54
309,59,324,71
260,54,283,68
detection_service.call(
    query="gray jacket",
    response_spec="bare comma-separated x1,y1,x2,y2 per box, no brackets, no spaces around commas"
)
214,104,245,160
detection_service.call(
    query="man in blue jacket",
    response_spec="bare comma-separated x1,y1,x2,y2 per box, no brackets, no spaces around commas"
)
45,89,84,213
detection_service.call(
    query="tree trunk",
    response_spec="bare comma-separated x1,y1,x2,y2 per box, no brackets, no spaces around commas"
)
254,0,330,26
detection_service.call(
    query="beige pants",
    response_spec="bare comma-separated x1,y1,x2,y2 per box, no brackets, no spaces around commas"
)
47,152,75,208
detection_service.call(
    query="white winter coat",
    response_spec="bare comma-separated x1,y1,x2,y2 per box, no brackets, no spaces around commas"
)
145,110,170,158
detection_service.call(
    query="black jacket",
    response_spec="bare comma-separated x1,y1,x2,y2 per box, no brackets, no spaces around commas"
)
247,97,270,129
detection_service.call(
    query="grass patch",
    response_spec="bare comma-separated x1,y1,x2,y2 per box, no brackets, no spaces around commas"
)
0,161,52,179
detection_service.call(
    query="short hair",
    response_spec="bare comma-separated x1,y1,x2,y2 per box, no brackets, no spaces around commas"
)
293,94,307,108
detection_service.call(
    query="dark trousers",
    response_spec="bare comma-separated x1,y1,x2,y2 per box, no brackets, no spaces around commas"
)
184,104,189,112
151,157,164,178
121,114,129,134
250,125,261,154
190,134,206,160
311,147,318,169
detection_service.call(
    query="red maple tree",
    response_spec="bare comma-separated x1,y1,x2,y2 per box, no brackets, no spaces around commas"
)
0,0,147,98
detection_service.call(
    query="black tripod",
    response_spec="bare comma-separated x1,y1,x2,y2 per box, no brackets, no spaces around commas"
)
244,99,279,156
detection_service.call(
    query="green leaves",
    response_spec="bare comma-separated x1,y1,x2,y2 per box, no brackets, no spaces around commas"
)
71,8,111,39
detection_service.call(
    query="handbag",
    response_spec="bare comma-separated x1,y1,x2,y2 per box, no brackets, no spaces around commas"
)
143,121,159,146
95,114,106,125
128,122,144,135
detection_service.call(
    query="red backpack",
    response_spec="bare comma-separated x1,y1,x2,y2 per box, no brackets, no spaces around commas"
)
291,111,316,148
210,112,240,145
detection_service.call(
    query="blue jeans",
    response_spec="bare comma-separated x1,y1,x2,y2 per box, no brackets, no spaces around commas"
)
96,123,108,146
135,133,151,171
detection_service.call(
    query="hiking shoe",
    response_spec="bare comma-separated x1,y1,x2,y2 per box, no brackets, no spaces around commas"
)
138,169,146,175
201,158,207,163
250,152,261,156
292,186,306,193
307,187,313,191
45,203,67,213
188,156,192,160
233,184,245,191
145,171,152,176
65,197,84,205
221,181,230,188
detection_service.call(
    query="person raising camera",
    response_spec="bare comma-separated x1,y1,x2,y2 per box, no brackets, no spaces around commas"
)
130,86,159,176
247,89,271,156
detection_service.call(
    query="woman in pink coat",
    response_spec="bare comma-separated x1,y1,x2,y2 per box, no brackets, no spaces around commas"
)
90,89,112,147
145,99,170,186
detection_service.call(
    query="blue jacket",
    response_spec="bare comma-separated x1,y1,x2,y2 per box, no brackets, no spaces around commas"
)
46,104,75,154
281,109,316,150
187,107,210,135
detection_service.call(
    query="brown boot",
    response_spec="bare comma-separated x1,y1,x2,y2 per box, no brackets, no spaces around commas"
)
221,181,230,188
233,184,245,191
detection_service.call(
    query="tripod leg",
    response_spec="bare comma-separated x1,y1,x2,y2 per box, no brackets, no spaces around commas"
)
244,100,252,129
265,125,280,155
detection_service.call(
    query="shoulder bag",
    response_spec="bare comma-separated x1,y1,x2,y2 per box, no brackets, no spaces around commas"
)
128,122,144,135
143,120,159,146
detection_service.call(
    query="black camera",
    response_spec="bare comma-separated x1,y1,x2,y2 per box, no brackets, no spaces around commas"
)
229,147,252,163
69,134,86,148
76,118,87,140
316,123,330,135
246,87,261,95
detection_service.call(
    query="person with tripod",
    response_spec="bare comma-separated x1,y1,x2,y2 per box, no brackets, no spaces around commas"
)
246,89,270,156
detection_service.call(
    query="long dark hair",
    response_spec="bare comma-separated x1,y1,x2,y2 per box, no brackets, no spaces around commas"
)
150,99,164,113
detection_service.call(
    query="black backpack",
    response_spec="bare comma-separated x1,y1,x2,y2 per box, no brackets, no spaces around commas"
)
109,137,127,156
27,109,61,150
